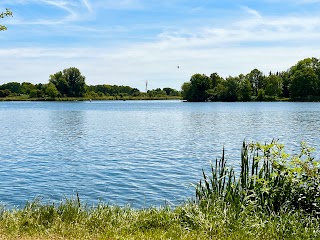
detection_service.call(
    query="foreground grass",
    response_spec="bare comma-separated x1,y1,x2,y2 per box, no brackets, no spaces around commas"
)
0,197,319,240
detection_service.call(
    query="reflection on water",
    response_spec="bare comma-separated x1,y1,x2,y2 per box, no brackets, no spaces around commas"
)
0,101,320,208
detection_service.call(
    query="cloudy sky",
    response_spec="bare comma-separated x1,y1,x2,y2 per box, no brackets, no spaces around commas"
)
1,0,320,90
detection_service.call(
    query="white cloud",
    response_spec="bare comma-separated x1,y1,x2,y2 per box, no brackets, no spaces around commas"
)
3,0,94,25
241,6,262,18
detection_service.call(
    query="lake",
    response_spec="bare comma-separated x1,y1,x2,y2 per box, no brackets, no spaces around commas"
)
0,100,320,208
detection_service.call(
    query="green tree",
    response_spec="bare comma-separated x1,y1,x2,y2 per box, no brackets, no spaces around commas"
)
49,71,68,96
181,82,191,100
62,67,86,97
21,82,36,95
279,71,290,98
238,76,252,101
0,89,10,97
224,76,239,101
181,74,211,101
288,58,320,99
45,83,60,98
163,87,180,96
265,74,282,98
0,8,12,31
247,69,264,96
256,89,265,101
49,67,86,97
210,72,223,88
29,89,42,98
0,82,21,95
213,83,227,101
289,68,318,98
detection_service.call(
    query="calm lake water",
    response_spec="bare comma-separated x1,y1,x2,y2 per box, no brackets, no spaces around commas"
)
0,100,320,208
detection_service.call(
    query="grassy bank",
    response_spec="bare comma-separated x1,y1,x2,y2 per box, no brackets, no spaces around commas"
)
0,141,319,239
0,197,319,239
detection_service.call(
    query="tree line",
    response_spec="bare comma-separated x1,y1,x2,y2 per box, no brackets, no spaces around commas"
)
182,57,320,102
0,67,180,100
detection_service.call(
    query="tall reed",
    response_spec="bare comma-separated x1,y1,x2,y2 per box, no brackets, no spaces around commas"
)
195,140,320,216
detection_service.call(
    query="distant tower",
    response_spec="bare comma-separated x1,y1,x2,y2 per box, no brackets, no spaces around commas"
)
145,81,148,92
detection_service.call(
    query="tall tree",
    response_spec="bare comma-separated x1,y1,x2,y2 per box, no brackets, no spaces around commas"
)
49,71,68,96
0,9,12,31
182,74,211,101
239,78,252,101
246,69,264,96
224,76,239,101
181,82,192,100
50,67,86,97
63,67,86,97
265,74,282,98
289,58,320,98
289,68,318,98
210,72,223,88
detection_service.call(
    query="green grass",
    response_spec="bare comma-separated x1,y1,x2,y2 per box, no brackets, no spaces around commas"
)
0,141,319,239
0,197,319,239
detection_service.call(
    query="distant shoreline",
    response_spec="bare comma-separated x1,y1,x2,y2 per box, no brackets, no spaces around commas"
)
0,96,182,102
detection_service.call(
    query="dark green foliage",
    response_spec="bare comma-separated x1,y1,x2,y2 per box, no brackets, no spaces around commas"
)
183,74,212,102
265,74,282,98
49,71,68,96
86,84,141,97
48,67,86,97
20,82,36,95
290,67,318,98
63,67,86,97
0,89,10,98
163,87,180,96
256,89,265,101
247,69,265,96
0,82,21,95
239,78,252,101
223,76,239,101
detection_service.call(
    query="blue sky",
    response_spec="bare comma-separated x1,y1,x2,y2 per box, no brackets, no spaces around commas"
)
1,0,320,90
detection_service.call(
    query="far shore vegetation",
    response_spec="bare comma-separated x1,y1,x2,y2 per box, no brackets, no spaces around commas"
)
0,141,319,239
0,67,181,101
1,57,320,102
182,57,320,102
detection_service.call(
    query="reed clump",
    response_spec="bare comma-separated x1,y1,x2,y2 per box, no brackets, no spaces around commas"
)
195,140,320,216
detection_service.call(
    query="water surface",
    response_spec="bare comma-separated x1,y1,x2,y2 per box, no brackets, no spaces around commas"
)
0,101,319,208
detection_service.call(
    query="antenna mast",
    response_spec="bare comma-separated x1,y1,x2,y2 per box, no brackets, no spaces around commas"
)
145,81,148,92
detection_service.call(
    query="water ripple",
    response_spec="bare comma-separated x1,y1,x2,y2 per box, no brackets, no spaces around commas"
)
0,101,320,208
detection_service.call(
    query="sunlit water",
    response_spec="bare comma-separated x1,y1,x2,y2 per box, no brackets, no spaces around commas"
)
0,100,320,208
